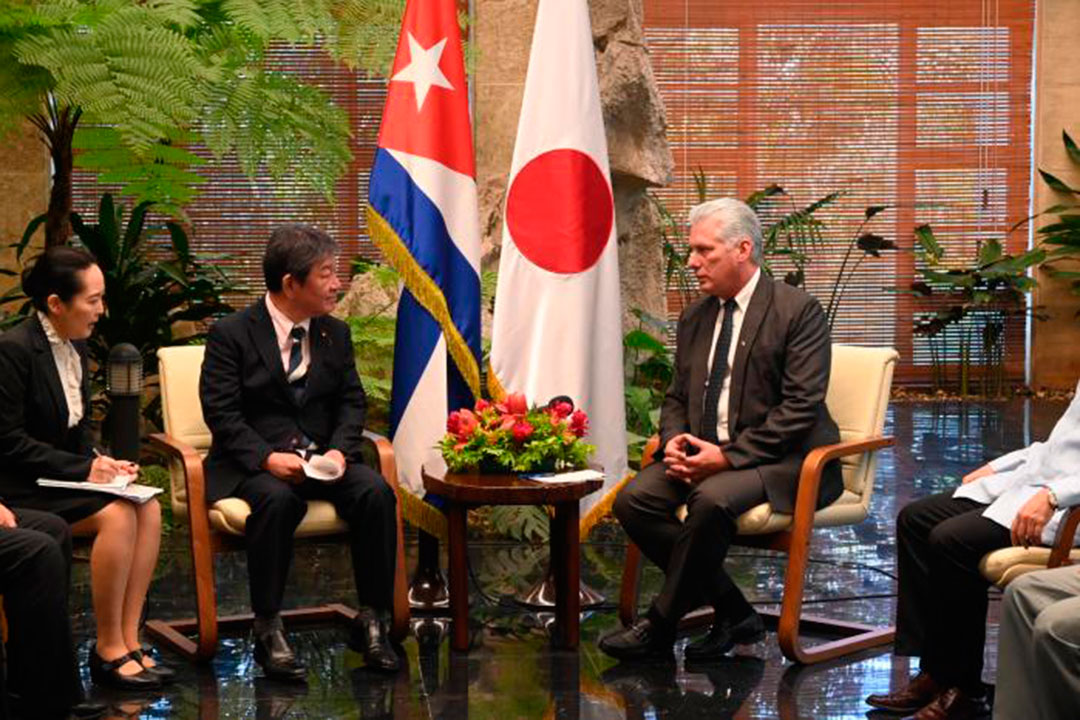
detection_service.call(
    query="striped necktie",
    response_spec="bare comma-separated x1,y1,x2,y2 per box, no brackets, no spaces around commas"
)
287,325,306,386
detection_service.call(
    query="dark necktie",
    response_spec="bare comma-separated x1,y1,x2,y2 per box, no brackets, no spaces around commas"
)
287,326,306,401
700,298,738,445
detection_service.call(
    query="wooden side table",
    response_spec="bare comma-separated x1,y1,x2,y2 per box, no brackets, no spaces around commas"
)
422,468,603,652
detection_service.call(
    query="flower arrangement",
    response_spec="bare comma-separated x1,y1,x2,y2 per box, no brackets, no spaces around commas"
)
439,393,596,474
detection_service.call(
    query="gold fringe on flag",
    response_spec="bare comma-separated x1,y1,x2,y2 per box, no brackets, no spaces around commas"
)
578,469,634,539
486,359,507,401
366,205,481,400
399,488,449,542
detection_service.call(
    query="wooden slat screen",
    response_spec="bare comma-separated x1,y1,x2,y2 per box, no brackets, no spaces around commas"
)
644,1,1036,385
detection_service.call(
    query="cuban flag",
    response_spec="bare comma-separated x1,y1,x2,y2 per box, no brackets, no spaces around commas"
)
366,0,481,503
489,0,628,525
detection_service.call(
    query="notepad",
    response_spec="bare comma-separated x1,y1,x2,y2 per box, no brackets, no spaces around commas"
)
520,469,606,484
37,478,163,504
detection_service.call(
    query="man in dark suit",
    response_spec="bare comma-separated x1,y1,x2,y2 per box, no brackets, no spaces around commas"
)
600,198,842,661
0,502,105,719
200,224,400,679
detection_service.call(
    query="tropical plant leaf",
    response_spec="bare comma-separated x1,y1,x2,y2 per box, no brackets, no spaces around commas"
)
1064,130,1080,166
1040,169,1079,195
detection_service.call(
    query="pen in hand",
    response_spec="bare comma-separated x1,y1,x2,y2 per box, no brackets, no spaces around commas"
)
90,448,138,486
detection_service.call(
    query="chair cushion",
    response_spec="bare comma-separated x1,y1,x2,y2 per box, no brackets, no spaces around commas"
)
672,489,865,535
209,498,348,536
980,547,1080,588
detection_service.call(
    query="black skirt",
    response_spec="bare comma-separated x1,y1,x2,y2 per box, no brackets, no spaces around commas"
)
12,488,117,525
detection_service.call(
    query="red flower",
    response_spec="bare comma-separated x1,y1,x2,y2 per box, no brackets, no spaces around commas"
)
569,409,589,437
512,420,534,442
496,392,529,417
475,398,491,413
550,401,573,419
458,408,479,437
448,408,479,441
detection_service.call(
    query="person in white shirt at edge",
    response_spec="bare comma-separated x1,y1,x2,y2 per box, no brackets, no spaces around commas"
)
867,380,1080,720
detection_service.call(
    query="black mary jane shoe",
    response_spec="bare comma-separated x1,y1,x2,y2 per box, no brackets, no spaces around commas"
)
89,650,163,691
130,646,176,683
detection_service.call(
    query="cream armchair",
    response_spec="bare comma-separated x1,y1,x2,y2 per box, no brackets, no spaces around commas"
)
618,344,899,664
144,345,409,661
980,508,1080,587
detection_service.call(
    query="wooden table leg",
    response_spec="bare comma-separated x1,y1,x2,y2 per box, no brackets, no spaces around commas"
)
551,502,581,649
447,504,470,652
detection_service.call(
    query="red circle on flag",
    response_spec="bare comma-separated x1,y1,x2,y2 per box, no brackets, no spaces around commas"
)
505,149,613,274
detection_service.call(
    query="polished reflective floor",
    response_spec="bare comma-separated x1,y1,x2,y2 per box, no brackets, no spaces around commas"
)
66,399,1067,719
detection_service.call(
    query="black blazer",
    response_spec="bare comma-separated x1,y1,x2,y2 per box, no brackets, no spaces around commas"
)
199,298,368,503
658,277,843,513
0,315,94,500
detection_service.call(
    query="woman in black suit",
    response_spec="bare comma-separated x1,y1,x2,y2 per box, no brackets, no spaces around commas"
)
0,247,169,690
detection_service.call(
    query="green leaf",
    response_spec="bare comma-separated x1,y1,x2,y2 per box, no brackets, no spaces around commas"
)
857,233,896,258
977,239,1003,266
914,224,944,264
623,329,666,355
1064,130,1080,166
865,205,887,220
1040,169,1080,195
17,213,46,260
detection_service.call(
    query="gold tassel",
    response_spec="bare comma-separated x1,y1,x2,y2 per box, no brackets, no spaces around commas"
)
486,359,507,400
578,470,634,538
399,491,448,542
366,205,481,399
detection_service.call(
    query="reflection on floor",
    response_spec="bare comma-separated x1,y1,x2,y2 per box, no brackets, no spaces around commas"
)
66,399,1066,719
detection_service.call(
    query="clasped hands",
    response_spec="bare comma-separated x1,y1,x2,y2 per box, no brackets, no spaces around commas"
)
264,449,346,484
663,433,730,484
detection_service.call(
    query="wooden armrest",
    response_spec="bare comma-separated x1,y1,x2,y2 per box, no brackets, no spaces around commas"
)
789,435,893,529
1049,505,1080,568
641,436,662,469
147,432,211,522
362,430,398,491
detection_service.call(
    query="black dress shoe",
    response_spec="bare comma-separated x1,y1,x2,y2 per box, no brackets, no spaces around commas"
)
130,647,176,683
88,650,163,690
683,611,766,661
348,614,402,673
254,627,308,682
598,617,676,661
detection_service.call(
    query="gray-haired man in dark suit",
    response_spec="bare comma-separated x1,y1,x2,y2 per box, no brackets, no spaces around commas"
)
600,198,842,662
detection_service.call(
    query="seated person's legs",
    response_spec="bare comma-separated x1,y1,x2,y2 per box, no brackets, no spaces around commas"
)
602,466,765,661
995,567,1080,720
0,508,90,718
233,472,308,682
71,499,166,689
869,493,1009,717
305,463,400,672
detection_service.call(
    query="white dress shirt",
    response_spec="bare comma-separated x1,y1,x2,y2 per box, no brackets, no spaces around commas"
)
265,293,310,382
37,312,83,428
954,378,1080,545
704,268,761,444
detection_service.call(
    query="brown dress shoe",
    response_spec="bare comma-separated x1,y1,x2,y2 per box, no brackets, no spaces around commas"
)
908,688,987,720
866,672,942,713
